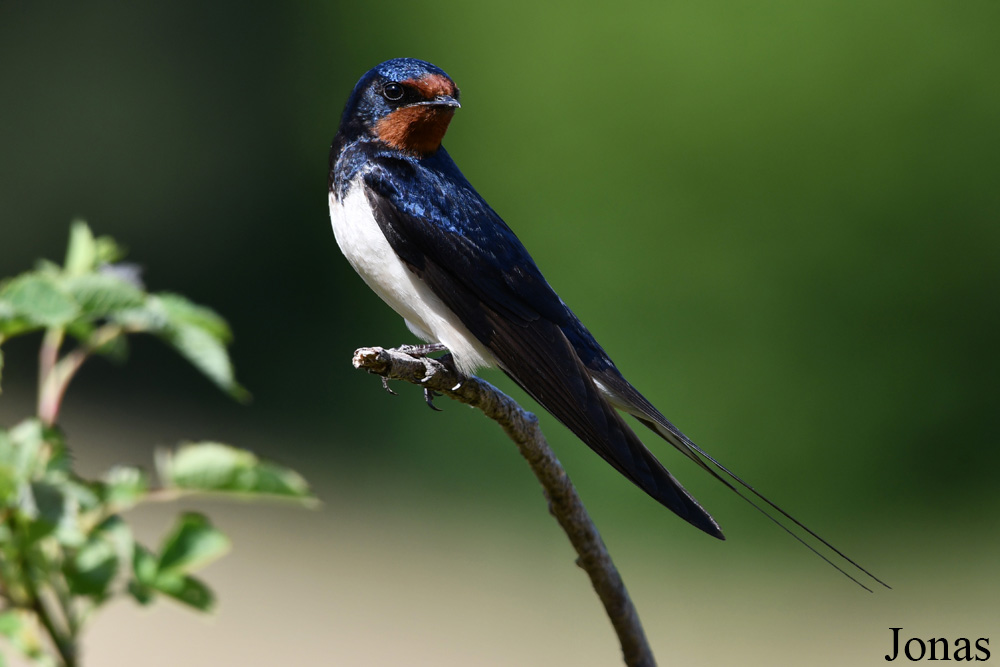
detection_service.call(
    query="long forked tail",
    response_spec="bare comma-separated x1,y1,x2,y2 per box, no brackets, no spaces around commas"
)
503,368,727,540
635,414,890,592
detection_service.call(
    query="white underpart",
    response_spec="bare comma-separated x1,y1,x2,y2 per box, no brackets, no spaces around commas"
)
329,181,495,375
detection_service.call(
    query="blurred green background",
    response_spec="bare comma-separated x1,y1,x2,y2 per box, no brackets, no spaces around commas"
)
2,1,998,664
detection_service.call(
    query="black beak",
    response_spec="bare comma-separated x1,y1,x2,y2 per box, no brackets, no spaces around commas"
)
413,95,461,109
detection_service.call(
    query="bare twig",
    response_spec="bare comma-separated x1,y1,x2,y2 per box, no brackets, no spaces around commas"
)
352,346,657,667
37,328,65,424
38,324,123,426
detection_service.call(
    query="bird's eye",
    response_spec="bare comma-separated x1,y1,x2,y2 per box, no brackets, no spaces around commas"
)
382,83,405,101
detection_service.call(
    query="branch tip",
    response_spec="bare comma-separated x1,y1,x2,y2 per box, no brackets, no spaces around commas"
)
351,344,656,667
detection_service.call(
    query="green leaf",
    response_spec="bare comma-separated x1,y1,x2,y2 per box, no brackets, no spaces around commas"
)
109,303,166,332
161,323,249,401
70,542,119,598
39,426,71,479
65,516,132,599
156,512,229,575
59,477,101,515
8,420,71,480
32,259,62,277
0,421,78,525
158,442,313,500
156,293,232,342
0,309,34,338
94,235,126,266
64,318,95,342
63,273,145,318
64,316,129,362
149,571,215,612
10,423,83,545
0,274,79,328
101,465,148,511
128,517,224,612
0,465,16,506
127,579,154,605
128,543,158,605
0,419,70,489
132,542,159,586
23,481,86,547
97,514,134,558
109,293,248,399
21,481,65,542
64,221,97,276
5,419,46,482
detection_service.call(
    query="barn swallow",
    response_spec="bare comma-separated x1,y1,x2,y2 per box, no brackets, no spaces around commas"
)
328,58,886,589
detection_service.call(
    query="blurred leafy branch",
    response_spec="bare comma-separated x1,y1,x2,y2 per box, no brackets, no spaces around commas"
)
0,222,314,667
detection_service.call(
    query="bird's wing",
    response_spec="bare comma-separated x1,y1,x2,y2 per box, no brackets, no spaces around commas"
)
583,360,723,476
362,158,723,539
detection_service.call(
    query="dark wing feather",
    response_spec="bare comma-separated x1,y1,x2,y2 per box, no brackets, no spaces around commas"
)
362,157,723,539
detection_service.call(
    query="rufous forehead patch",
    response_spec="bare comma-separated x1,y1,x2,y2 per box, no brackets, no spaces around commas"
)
402,73,458,100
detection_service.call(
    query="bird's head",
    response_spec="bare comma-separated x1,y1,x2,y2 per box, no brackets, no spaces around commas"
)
338,58,461,156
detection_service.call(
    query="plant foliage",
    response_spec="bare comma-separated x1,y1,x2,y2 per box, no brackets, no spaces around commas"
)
0,223,313,667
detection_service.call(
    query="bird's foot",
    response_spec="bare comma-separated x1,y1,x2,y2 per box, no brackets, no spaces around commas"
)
416,352,465,411
435,352,461,377
432,353,467,391
375,346,465,411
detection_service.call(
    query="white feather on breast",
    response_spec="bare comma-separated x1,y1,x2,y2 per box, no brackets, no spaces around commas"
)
329,182,494,375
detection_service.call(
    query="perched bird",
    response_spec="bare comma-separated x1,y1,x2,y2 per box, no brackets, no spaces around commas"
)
328,58,885,588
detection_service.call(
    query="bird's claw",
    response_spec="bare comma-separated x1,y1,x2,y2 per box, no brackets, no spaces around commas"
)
424,387,443,411
432,353,465,392
381,345,461,410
